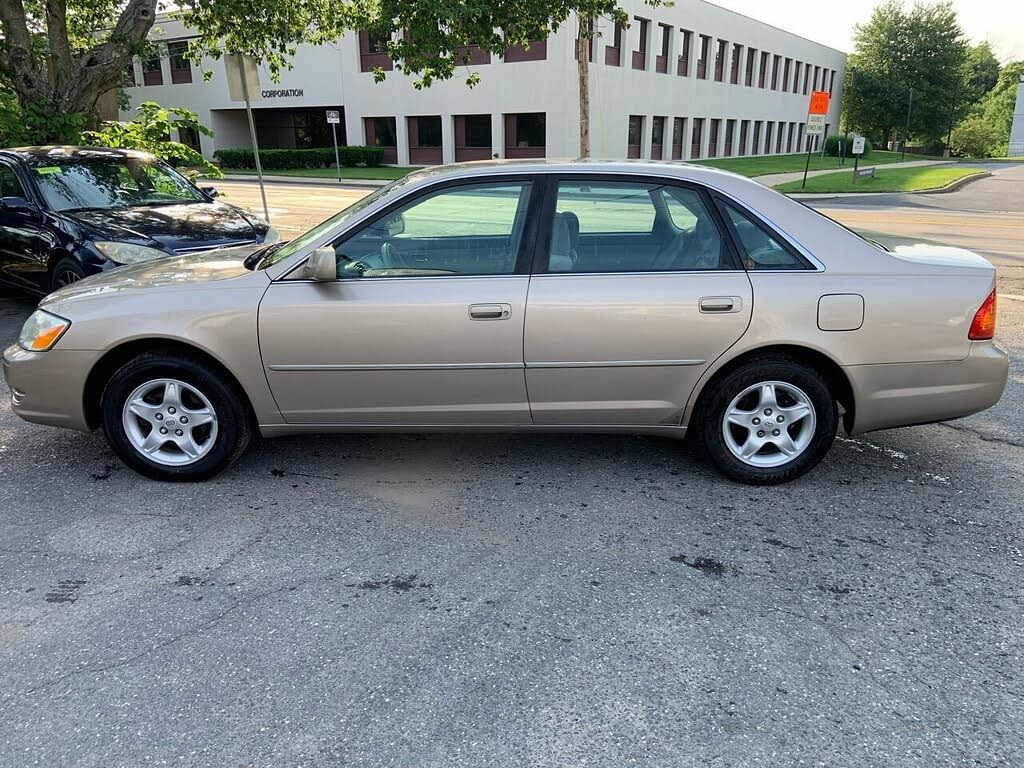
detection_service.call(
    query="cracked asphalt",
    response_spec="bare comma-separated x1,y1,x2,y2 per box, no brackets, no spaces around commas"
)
1,170,1022,767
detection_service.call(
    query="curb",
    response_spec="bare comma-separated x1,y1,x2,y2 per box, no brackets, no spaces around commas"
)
784,170,992,201
221,174,390,189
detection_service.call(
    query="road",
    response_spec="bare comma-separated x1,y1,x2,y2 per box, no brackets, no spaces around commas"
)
0,167,1021,767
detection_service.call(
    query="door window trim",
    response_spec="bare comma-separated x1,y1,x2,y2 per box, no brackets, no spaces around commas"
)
530,173,744,276
279,174,547,282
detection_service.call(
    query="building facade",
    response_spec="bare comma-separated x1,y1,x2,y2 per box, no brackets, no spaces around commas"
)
121,1,846,164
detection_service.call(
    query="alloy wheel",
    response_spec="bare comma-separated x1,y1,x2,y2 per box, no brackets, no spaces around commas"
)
121,378,219,466
721,380,817,468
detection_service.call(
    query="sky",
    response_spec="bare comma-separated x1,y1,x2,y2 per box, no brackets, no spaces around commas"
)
710,0,1024,61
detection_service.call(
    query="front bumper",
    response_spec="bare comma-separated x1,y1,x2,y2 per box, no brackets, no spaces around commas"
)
2,343,98,431
846,341,1009,434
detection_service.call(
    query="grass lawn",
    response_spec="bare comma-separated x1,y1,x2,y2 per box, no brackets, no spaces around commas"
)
222,166,419,181
774,165,983,194
693,150,940,177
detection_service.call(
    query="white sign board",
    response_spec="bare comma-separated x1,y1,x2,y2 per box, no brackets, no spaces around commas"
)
225,54,261,102
326,110,341,125
852,135,866,155
806,113,826,135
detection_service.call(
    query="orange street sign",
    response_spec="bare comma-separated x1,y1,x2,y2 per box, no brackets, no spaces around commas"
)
808,90,830,115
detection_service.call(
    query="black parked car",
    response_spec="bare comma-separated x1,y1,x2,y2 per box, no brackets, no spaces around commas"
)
0,146,276,294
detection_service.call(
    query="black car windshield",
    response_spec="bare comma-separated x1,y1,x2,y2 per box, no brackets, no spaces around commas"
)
30,156,206,212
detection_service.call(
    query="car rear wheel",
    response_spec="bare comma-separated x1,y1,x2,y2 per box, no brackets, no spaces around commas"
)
49,258,86,292
100,353,252,481
699,358,837,484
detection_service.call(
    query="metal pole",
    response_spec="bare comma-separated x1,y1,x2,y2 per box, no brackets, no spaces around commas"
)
901,88,913,162
238,57,270,223
801,135,813,189
332,123,341,182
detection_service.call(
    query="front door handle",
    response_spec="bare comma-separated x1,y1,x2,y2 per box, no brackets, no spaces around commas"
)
699,296,741,313
469,303,512,321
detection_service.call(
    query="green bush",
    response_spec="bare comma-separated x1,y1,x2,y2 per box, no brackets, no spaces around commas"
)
213,146,386,169
949,114,1006,158
824,133,873,157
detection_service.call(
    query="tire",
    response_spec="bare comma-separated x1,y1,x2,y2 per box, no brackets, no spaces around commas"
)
699,357,837,485
49,257,86,292
100,353,253,481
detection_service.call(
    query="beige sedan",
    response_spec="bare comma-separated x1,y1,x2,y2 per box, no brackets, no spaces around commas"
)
2,161,1008,483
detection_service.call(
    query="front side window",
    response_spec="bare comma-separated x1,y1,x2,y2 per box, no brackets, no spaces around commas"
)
721,203,810,270
30,157,205,212
0,164,26,198
329,181,533,278
545,181,729,273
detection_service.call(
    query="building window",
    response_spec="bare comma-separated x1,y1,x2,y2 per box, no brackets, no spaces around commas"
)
123,61,136,88
730,43,742,84
786,122,794,153
708,118,720,158
142,51,162,86
407,115,442,164
504,112,545,158
691,118,704,159
744,48,755,86
454,114,492,162
759,51,769,88
455,44,489,66
677,29,691,76
793,61,802,94
504,38,547,62
696,34,710,79
671,117,686,159
723,119,735,157
828,70,836,94
656,23,671,73
168,41,192,84
798,122,805,152
781,58,791,92
627,115,644,158
802,64,810,94
364,116,397,164
256,107,346,150
775,121,784,153
605,23,622,66
177,125,201,152
764,122,773,154
739,120,750,157
651,115,665,159
813,65,821,91
752,121,762,155
359,30,393,73
632,17,648,70
771,54,781,90
714,39,726,82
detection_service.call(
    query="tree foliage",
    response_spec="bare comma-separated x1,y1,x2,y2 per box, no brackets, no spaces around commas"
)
843,0,968,145
82,100,221,177
950,60,1024,157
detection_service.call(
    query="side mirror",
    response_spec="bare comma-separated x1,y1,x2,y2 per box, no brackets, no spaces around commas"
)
302,246,337,281
1,196,38,215
199,185,219,199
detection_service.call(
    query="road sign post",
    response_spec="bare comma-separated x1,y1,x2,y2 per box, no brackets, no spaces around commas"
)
851,134,866,183
226,54,270,223
801,90,830,190
326,109,342,182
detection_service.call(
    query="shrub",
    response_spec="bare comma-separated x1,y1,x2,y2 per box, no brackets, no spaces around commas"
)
949,114,1006,158
824,133,873,157
213,145,387,170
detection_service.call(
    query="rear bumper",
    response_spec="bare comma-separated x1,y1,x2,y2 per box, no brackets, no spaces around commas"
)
846,341,1009,434
2,343,96,431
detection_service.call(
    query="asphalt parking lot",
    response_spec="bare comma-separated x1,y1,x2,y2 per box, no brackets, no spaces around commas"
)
1,168,1022,767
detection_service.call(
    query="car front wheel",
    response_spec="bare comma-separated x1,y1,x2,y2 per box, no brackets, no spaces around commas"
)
699,358,837,484
100,353,252,481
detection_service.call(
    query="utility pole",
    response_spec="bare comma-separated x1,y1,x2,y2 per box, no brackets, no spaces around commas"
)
901,88,913,161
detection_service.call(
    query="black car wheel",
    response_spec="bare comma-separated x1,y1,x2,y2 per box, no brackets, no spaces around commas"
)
49,258,86,291
101,352,253,481
700,357,838,485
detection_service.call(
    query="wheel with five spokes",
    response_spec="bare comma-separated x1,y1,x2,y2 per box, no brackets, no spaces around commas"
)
699,357,837,484
101,353,252,481
49,257,86,292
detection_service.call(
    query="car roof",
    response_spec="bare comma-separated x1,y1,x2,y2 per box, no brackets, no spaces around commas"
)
0,145,155,164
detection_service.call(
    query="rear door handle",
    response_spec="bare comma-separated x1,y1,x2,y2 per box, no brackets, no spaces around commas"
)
699,296,741,313
469,303,512,321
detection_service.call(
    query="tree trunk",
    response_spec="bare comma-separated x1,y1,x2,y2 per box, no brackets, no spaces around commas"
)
576,15,591,159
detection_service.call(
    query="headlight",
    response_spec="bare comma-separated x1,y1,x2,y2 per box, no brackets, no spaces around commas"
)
263,225,281,244
94,241,169,265
19,309,71,352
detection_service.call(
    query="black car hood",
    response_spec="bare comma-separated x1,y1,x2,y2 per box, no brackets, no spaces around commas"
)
61,201,260,253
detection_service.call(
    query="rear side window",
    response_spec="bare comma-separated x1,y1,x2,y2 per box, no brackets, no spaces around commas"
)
721,203,811,270
545,181,730,273
0,164,26,198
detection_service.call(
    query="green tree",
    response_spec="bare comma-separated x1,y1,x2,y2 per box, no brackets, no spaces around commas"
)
949,112,1004,157
844,0,967,146
962,42,1000,106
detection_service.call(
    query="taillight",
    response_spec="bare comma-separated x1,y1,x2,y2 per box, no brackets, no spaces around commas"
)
968,289,996,340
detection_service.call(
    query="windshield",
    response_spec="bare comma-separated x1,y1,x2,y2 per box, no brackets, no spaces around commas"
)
31,157,206,212
257,175,413,269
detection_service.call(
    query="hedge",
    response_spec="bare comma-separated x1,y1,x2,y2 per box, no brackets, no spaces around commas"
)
213,145,385,169
823,133,873,158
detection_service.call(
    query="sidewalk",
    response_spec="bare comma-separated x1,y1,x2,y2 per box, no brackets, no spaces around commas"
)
222,173,390,189
751,158,953,187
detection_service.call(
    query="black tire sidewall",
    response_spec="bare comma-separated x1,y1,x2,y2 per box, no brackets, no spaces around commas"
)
700,359,837,485
101,354,248,481
49,257,86,292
